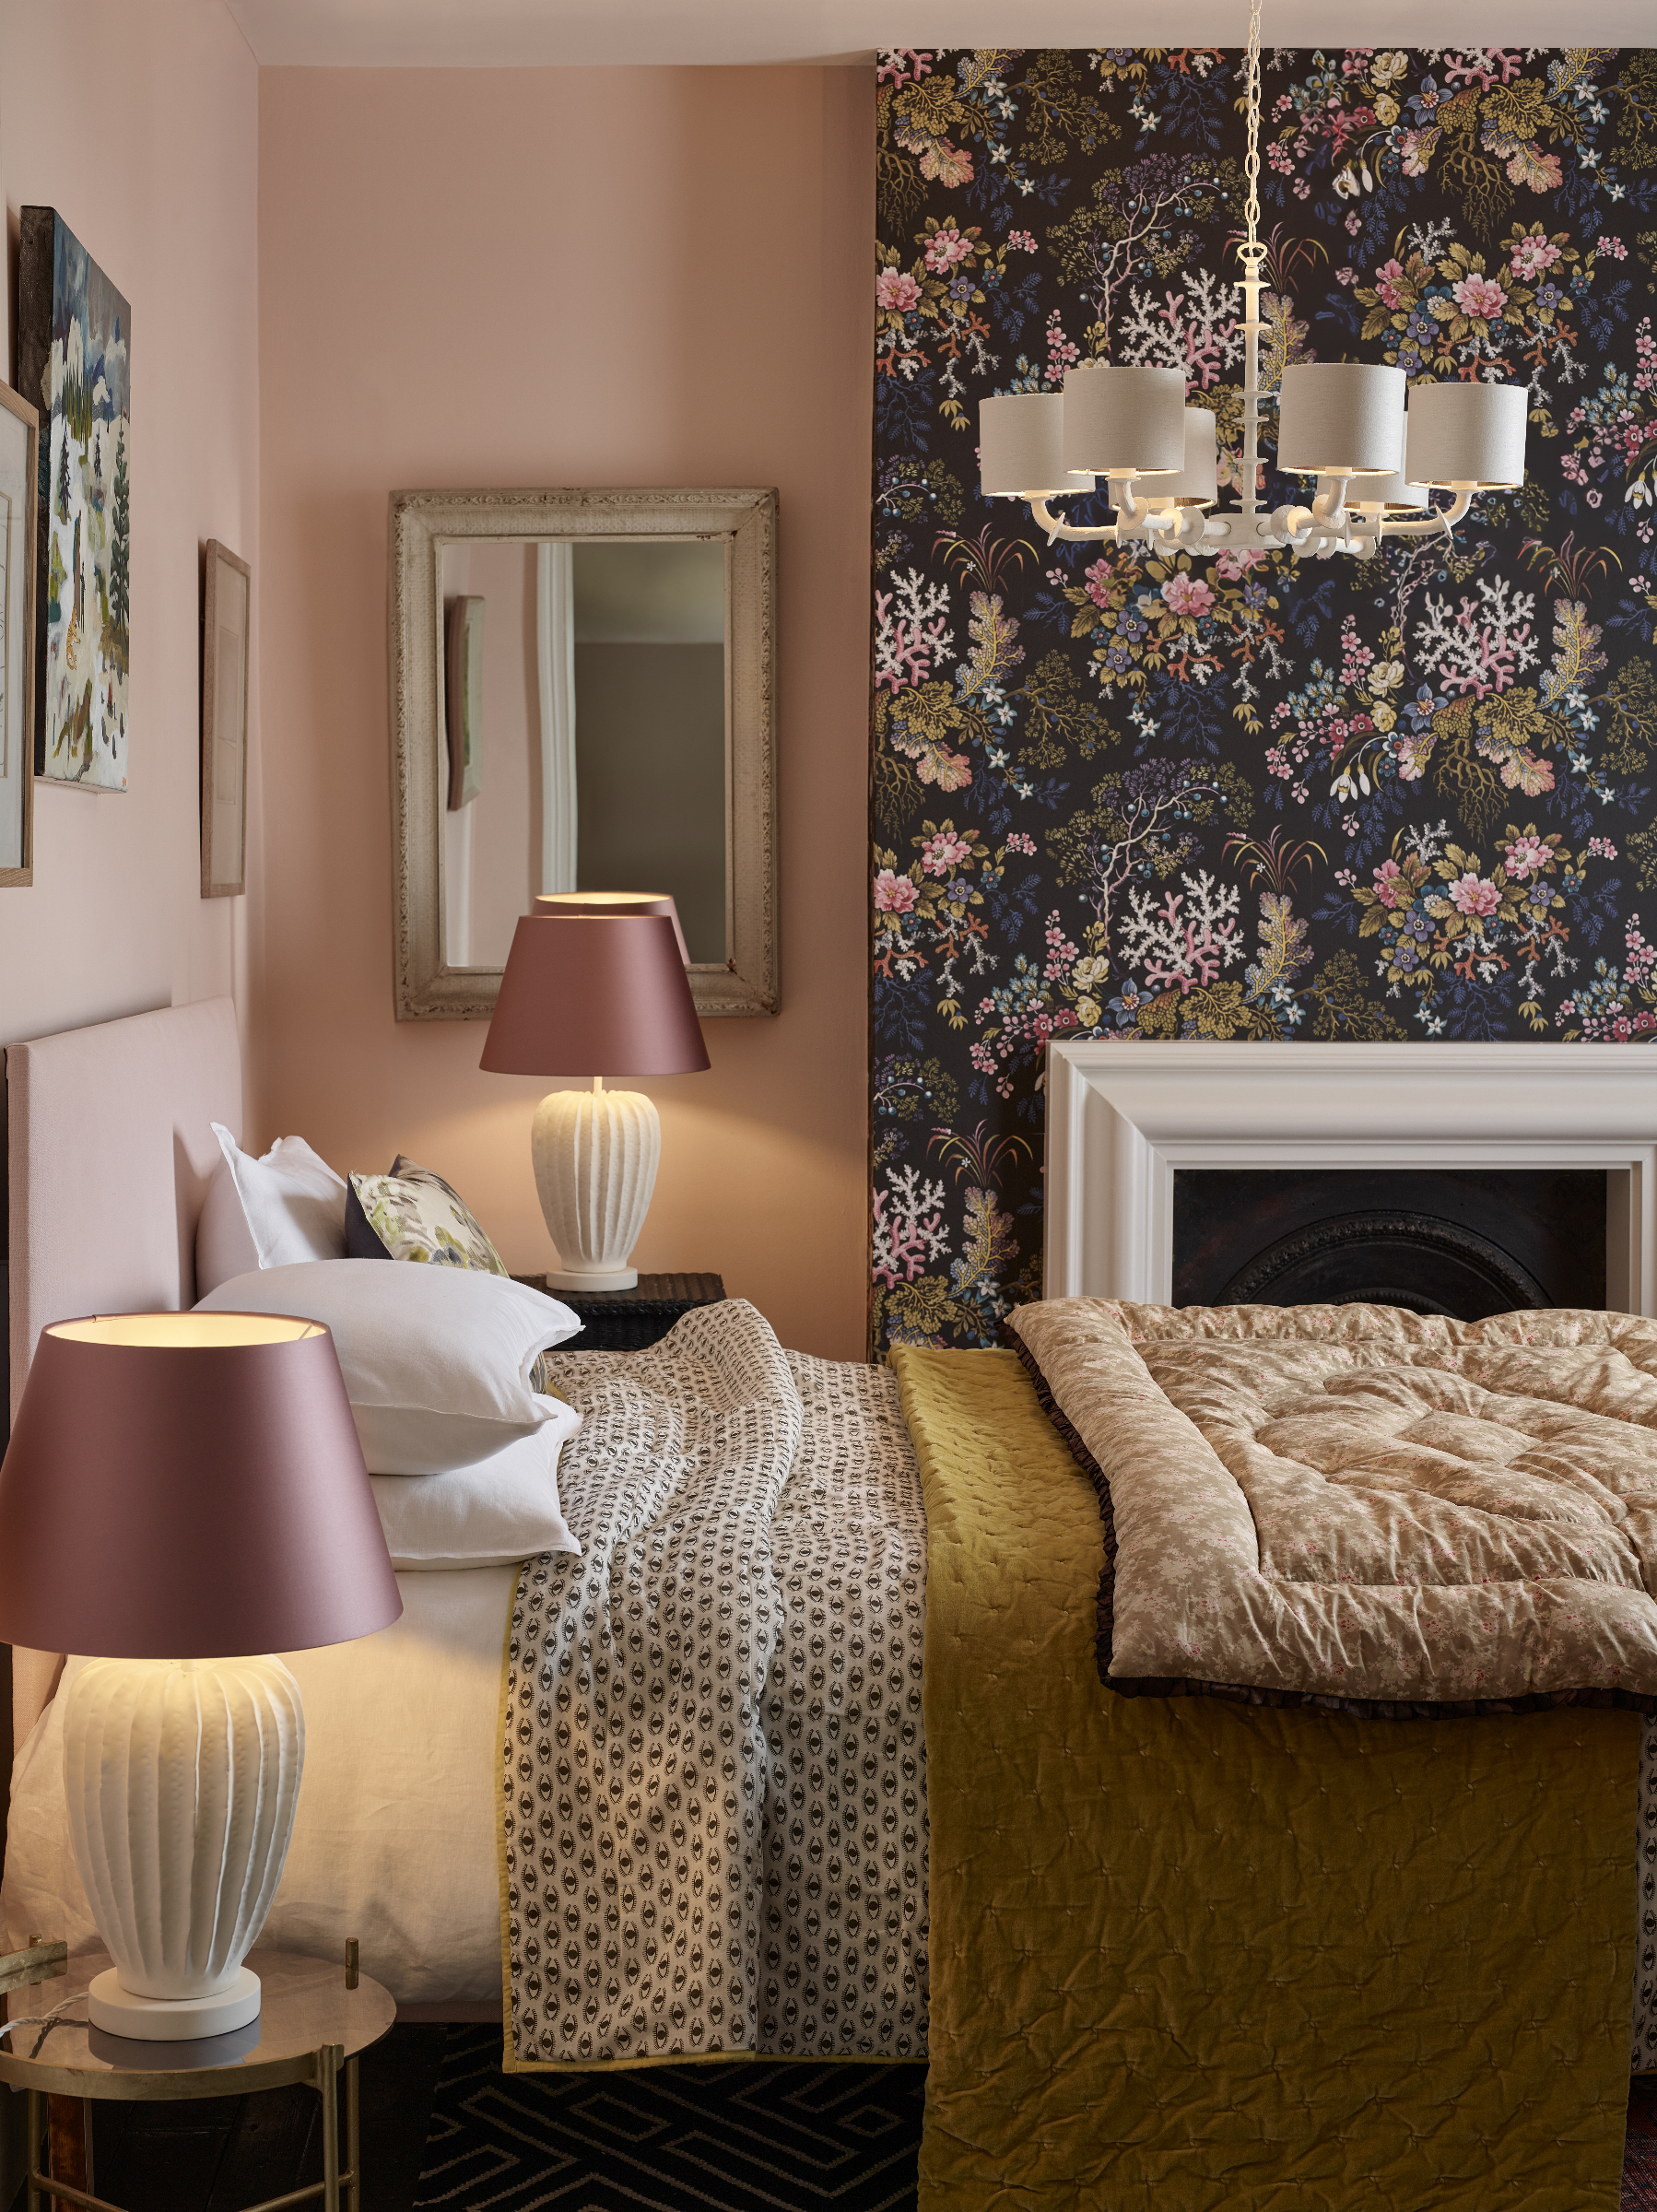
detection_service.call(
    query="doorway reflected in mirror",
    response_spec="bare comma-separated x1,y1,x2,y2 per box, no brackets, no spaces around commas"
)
439,538,724,971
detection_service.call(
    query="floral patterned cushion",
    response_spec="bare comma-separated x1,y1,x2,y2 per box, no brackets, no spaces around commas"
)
346,1158,568,1392
346,1155,509,1274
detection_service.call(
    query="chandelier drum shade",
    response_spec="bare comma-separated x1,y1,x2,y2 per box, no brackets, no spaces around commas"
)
1275,363,1406,477
1351,426,1432,513
1404,379,1529,488
1061,364,1186,479
979,392,1093,500
979,0,1527,562
1169,410,1218,506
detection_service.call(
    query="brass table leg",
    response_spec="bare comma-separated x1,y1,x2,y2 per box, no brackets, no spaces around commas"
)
26,2088,41,2212
345,2052,360,2212
316,2041,342,2212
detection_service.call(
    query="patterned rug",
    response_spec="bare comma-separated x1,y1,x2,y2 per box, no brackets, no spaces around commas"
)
415,2031,1657,2212
413,2025,926,2210
1628,2077,1657,2210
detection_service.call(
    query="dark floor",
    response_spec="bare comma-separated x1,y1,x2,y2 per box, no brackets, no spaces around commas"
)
15,2049,1657,2210
1628,2077,1657,2208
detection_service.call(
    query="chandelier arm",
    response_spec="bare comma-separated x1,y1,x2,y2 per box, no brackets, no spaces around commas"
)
1273,500,1346,554
1024,487,1468,557
1026,497,1122,546
1379,490,1473,540
1310,475,1352,523
1143,509,1196,552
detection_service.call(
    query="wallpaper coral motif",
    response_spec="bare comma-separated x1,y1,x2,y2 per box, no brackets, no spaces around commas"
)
869,45,1657,1354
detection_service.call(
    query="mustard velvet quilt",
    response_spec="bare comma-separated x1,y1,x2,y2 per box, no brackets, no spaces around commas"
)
895,1343,1638,2212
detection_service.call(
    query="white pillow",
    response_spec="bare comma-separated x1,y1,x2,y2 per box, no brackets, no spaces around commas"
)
370,1419,582,1570
195,1124,348,1295
195,1261,583,1474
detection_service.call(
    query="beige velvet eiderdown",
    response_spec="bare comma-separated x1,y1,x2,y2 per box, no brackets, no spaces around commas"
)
1011,1299,1657,1711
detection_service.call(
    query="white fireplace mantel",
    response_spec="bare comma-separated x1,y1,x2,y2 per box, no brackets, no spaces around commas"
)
1044,1041,1657,1315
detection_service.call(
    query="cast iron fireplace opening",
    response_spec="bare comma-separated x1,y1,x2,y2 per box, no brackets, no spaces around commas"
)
1171,1169,1608,1321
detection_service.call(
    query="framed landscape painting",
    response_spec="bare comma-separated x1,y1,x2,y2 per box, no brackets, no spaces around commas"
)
201,540,249,898
18,207,130,792
0,380,40,885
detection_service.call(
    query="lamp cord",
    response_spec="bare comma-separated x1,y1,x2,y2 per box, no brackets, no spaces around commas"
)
0,1994,88,2058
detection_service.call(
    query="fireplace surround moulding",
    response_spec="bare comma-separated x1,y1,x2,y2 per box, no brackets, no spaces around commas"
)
1043,1041,1657,1316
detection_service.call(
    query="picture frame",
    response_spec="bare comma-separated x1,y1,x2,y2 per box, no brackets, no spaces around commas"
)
18,207,132,793
201,539,250,899
389,487,778,1020
0,381,40,888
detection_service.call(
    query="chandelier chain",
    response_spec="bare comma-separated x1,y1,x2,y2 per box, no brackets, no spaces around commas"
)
1241,0,1263,265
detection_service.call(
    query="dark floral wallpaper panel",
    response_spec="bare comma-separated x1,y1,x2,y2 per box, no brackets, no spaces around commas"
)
868,44,1657,1354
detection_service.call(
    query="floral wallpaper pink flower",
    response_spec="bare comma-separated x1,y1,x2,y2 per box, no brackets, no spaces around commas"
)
870,44,1657,1354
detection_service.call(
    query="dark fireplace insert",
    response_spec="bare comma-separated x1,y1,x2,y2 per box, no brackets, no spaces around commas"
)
1171,1168,1607,1321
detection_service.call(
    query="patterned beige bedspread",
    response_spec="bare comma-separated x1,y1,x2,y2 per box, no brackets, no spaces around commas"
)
1012,1299,1657,1711
500,1300,927,2067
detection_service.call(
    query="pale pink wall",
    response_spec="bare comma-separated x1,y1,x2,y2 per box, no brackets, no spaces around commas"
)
0,0,261,1088
258,66,874,1359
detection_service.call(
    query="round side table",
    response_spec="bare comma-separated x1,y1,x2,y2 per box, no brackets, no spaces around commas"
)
0,1944,395,2212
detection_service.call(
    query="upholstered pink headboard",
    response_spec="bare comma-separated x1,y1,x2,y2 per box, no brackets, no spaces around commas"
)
6,994,242,1745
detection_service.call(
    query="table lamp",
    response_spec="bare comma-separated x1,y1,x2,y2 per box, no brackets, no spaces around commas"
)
480,911,710,1291
0,1312,401,2041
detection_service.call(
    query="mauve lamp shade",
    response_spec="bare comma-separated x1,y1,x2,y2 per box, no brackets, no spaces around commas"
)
534,892,691,966
481,912,711,1078
0,1313,402,1660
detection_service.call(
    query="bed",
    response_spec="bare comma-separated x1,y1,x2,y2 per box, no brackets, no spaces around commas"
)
3,997,1651,2208
0,997,928,2044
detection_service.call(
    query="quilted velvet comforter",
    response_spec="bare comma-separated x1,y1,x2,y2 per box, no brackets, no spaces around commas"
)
1011,1299,1657,1712
897,1336,1639,2212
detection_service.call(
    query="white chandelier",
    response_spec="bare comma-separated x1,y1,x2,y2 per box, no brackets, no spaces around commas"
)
979,0,1528,560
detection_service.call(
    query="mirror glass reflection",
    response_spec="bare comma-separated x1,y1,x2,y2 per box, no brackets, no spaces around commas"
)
439,537,727,971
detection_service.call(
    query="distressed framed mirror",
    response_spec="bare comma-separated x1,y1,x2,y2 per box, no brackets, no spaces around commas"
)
389,486,778,1019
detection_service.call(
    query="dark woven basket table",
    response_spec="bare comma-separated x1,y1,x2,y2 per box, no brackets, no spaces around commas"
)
513,1273,725,1351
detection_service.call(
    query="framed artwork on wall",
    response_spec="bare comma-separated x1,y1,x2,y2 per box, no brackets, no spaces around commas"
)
18,206,131,794
0,381,40,888
201,540,250,899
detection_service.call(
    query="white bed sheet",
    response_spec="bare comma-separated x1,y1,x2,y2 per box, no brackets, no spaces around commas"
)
3,1567,511,2011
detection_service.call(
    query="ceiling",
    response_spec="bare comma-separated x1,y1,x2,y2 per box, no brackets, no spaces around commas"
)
226,0,1655,68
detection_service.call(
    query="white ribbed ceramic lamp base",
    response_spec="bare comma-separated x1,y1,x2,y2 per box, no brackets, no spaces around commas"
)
532,1084,660,1292
88,1965,262,2041
62,1655,305,2040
